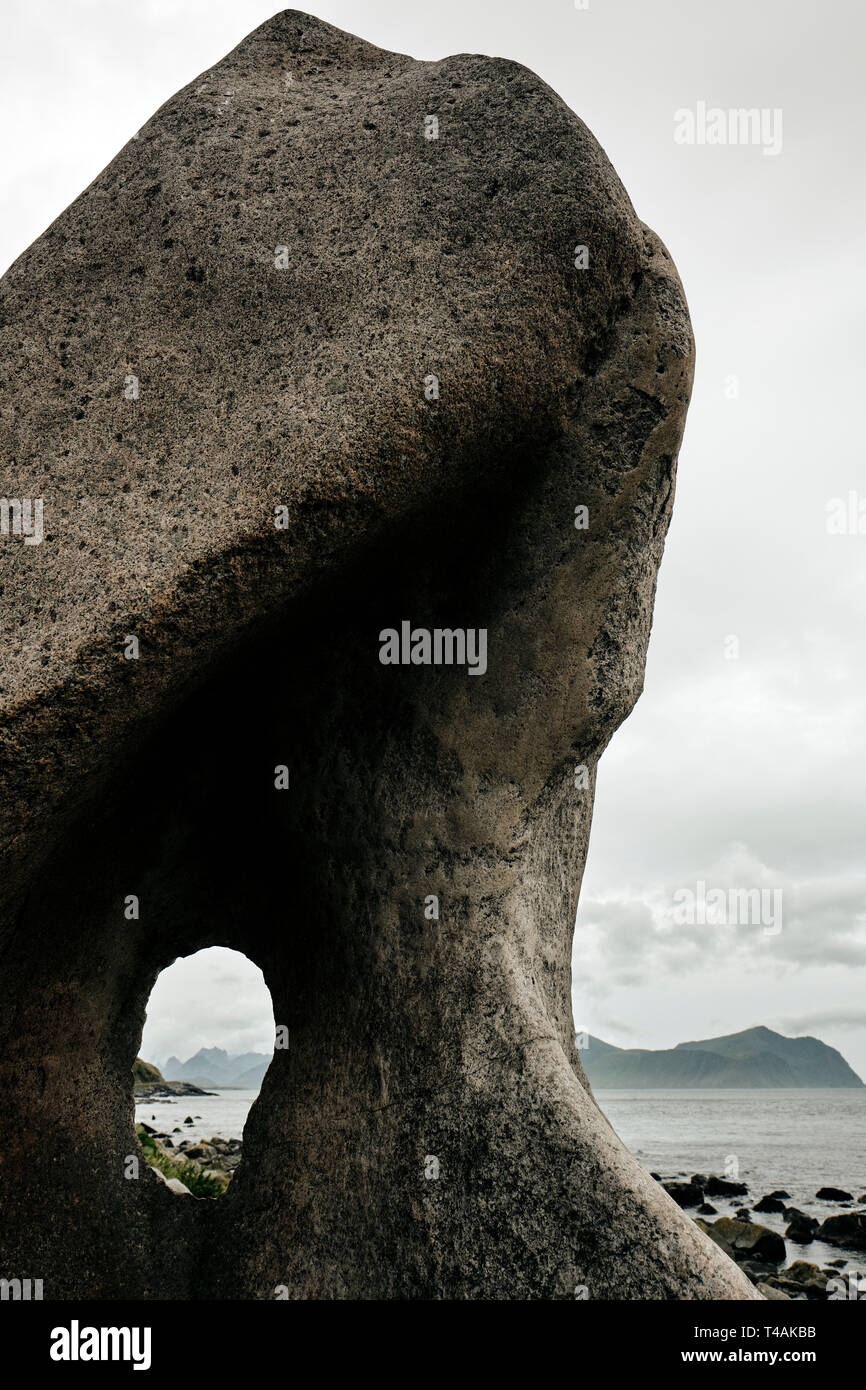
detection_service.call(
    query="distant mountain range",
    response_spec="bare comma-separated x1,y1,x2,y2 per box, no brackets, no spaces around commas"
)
161,1046,272,1089
580,1026,864,1089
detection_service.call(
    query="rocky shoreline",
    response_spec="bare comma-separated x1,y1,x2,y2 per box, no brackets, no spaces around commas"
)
137,1122,241,1194
137,1122,866,1302
657,1171,866,1299
137,1122,866,1299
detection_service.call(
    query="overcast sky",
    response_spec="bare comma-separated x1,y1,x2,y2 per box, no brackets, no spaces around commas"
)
141,947,275,1067
4,1,865,1076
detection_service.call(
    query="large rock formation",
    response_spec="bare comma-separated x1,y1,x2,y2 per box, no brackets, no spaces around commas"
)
0,11,759,1299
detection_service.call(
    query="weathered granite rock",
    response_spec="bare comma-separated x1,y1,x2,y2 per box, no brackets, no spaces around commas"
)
0,11,757,1300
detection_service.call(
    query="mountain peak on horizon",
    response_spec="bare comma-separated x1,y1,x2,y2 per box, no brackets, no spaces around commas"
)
582,1024,863,1089
161,1045,273,1088
674,1023,781,1051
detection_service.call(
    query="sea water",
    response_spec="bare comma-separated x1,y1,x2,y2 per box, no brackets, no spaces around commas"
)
135,1089,260,1145
596,1087,866,1276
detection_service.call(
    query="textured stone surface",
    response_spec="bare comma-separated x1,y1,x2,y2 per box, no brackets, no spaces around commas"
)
0,11,758,1299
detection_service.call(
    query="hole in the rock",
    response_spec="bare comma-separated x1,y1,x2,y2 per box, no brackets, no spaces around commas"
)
134,947,276,1199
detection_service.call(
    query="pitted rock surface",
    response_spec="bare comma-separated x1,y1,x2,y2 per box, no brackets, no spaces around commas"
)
0,10,758,1299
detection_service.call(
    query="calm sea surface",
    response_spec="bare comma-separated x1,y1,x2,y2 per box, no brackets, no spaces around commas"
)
134,1089,260,1146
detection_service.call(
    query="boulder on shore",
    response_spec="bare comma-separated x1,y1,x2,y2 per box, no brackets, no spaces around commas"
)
150,1167,192,1197
697,1217,785,1266
704,1176,749,1197
663,1181,703,1209
784,1261,828,1292
753,1194,786,1214
817,1212,866,1251
785,1211,818,1244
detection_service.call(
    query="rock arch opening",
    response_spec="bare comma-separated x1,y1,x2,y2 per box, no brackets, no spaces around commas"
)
134,948,276,1199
